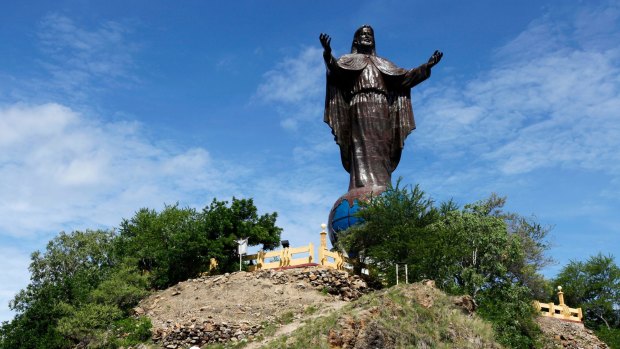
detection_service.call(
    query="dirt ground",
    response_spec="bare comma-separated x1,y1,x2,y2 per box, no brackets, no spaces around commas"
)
137,268,347,330
138,268,610,349
537,316,609,349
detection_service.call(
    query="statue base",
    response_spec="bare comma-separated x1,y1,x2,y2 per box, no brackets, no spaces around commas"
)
327,185,387,249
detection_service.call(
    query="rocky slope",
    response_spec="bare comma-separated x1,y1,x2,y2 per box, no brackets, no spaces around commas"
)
132,267,608,349
537,317,609,349
136,267,369,348
269,281,500,349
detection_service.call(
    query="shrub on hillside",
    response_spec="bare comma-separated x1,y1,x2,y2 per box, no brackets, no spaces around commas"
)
338,183,552,348
0,197,281,349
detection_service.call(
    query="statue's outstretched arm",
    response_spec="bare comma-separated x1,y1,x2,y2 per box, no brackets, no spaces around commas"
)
320,33,339,70
320,33,332,55
427,50,443,68
402,50,443,88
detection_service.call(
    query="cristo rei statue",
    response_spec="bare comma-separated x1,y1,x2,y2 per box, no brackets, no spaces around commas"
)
321,25,442,246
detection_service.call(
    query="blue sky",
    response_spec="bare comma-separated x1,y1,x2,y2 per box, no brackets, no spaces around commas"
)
1,0,619,322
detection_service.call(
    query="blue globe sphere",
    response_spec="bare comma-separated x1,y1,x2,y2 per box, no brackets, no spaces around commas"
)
330,197,362,232
328,186,387,249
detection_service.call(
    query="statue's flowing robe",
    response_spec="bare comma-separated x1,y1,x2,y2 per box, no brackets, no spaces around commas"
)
324,53,430,190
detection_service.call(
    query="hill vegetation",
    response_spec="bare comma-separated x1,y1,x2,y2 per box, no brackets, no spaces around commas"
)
1,184,618,349
339,183,552,348
0,198,281,349
254,281,502,349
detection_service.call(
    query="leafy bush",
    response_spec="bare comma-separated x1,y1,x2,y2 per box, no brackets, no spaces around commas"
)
338,183,552,348
596,327,620,349
112,317,153,347
476,283,542,348
555,253,620,348
90,266,150,312
56,302,123,346
117,198,282,288
0,197,281,349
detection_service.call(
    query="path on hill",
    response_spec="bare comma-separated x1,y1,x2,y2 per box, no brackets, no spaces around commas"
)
244,300,347,349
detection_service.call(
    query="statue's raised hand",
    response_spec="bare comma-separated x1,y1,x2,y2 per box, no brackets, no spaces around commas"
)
427,50,443,68
320,33,332,54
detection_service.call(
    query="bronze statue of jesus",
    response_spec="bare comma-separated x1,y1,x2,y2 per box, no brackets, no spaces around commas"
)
321,25,442,192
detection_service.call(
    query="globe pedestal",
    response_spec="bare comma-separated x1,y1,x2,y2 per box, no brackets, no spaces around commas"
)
328,185,387,249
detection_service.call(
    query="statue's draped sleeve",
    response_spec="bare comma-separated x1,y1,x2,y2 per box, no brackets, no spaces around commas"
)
323,53,430,173
323,53,354,172
384,59,431,171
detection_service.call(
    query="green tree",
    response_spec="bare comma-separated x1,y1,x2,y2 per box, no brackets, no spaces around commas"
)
116,204,204,288
339,183,442,280
0,196,281,349
0,230,117,349
117,197,281,288
0,282,70,349
424,204,522,297
554,254,620,330
338,184,550,348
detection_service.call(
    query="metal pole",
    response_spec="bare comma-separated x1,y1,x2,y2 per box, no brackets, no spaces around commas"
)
239,253,242,272
396,264,399,285
405,264,408,284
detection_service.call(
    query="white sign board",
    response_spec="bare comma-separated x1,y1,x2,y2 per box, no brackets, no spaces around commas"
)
236,238,249,255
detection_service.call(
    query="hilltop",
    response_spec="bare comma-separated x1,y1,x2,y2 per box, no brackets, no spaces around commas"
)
133,267,497,348
128,267,608,349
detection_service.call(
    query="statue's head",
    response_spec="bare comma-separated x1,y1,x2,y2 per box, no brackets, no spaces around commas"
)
351,25,376,55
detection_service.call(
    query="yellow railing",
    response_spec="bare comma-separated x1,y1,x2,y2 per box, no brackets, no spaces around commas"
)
534,286,583,323
261,249,285,270
287,243,315,267
239,224,349,271
242,243,314,271
318,224,346,270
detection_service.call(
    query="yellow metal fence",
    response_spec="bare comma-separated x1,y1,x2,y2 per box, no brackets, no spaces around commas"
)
241,225,347,271
534,286,583,323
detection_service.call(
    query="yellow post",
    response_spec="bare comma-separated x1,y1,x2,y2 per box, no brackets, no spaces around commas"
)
337,251,345,270
533,300,540,312
548,302,555,316
258,250,265,270
308,242,314,263
557,286,565,306
282,247,290,267
319,223,327,266
209,258,218,272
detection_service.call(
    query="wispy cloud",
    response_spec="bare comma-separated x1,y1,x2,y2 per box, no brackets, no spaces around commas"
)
254,46,325,131
256,46,324,104
249,46,350,246
413,4,620,185
0,103,240,238
33,13,138,100
0,247,30,322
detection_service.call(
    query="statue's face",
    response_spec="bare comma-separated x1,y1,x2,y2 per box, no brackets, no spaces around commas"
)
357,27,374,47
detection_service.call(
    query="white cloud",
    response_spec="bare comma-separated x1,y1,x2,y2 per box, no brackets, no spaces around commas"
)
415,5,620,180
254,46,326,135
253,45,338,179
255,46,324,105
0,103,77,146
247,166,342,249
34,13,138,100
572,3,620,50
0,103,239,238
0,247,31,322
